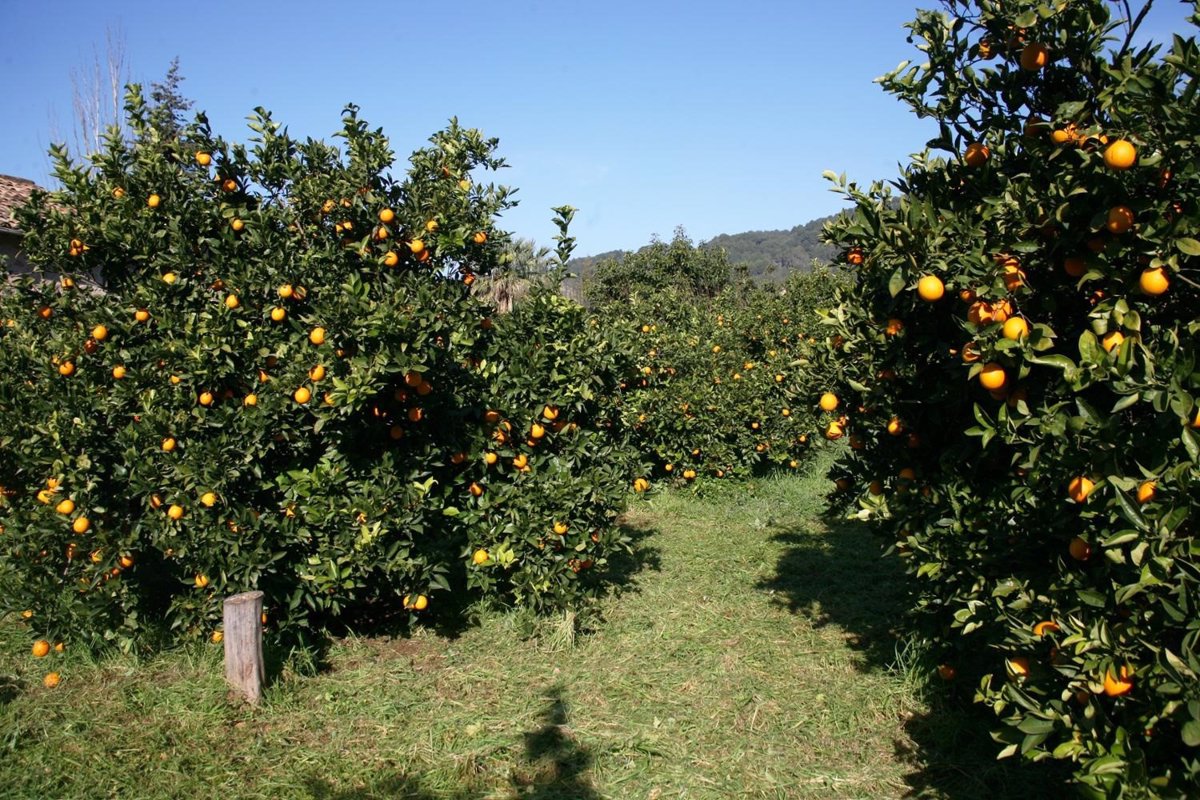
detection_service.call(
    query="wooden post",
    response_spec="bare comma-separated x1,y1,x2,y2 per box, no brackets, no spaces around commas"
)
223,590,265,705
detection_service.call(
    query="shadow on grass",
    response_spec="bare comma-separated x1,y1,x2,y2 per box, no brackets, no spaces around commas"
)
303,686,600,800
757,514,1069,799
0,674,20,706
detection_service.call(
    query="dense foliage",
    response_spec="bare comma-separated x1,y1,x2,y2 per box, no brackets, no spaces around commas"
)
0,91,638,652
819,1,1200,795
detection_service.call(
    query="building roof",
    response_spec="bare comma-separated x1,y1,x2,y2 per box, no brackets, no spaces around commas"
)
0,174,39,235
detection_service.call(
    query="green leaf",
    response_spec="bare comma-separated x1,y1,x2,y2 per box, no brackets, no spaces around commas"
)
888,269,906,298
1175,238,1200,256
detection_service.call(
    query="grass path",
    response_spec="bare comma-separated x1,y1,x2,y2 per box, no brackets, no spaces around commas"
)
0,461,1055,799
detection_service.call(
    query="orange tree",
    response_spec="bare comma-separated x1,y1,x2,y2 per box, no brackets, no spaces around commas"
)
592,240,839,483
818,1,1200,795
0,89,636,654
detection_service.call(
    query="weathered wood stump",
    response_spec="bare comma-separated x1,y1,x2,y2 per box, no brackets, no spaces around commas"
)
223,590,265,705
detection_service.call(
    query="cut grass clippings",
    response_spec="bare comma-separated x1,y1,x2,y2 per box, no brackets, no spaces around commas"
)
0,455,1065,798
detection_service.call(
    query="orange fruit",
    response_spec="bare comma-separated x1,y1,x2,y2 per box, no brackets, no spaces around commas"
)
118,554,134,569
1063,256,1086,278
112,365,126,379
224,294,240,310
917,275,944,301
162,436,177,452
1106,205,1134,234
408,238,425,255
200,492,217,508
32,639,50,658
135,308,150,323
937,664,957,681
1068,475,1095,503
378,208,395,224
468,482,484,497
72,516,90,534
413,595,428,611
964,142,989,167
1103,139,1137,170
846,247,864,266
199,391,214,407
194,573,209,589
309,327,327,345
58,361,75,377
308,364,326,382
383,251,399,267
221,178,237,192
825,421,845,440
55,498,75,515
531,423,546,439
43,672,61,689
195,152,212,166
425,219,439,232
407,407,423,422
472,231,487,245
230,218,245,232
279,284,294,300
244,393,258,407
472,549,489,565
147,193,161,208
1101,331,1125,353
92,324,108,341
1139,267,1169,295
1007,656,1031,677
112,187,126,199
270,307,287,322
885,318,904,336
211,631,224,644
1002,317,1029,341
1136,480,1156,504
553,522,569,535
294,386,312,404
168,505,184,521
1019,42,1049,70
887,417,904,436
1103,665,1134,696
978,362,1007,390
633,477,650,493
1033,621,1060,637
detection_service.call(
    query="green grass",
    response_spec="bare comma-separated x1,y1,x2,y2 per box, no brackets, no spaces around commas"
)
0,458,1064,798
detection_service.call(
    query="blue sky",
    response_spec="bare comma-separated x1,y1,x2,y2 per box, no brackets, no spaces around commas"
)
0,1,1192,256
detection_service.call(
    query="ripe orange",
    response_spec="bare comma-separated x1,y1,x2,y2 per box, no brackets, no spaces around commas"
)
530,423,546,439
195,152,212,166
308,364,326,381
407,407,423,422
553,522,569,535
200,492,217,508
425,219,439,232
1007,656,1031,677
211,631,224,644
1106,205,1134,234
1139,267,1169,295
379,208,395,224
885,318,904,336
633,477,650,492
118,554,134,569
112,365,126,379
483,452,498,466
92,324,108,341
309,327,327,345
846,247,864,266
472,231,487,245
244,393,258,407
1068,475,1095,503
916,275,945,299
230,218,245,232
1103,665,1134,696
1063,256,1086,278
1101,331,1125,353
72,516,90,534
58,361,75,377
221,178,237,192
978,362,1007,390
1069,537,1092,559
468,482,484,497
134,308,150,323
1033,621,1060,637
162,436,177,452
1135,480,1157,504
112,187,126,199
168,504,184,521
32,639,50,658
294,386,312,404
194,573,209,589
408,239,425,255
199,391,214,407
147,193,161,208
825,421,845,440
413,595,429,611
55,498,75,515
964,142,989,167
1002,317,1029,341
1103,139,1137,170
224,294,240,310
472,549,489,565
383,251,399,267
1019,42,1049,70
43,672,61,689
887,416,904,436
937,664,957,681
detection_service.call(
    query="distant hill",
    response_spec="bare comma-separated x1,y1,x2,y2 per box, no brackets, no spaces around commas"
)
568,213,841,286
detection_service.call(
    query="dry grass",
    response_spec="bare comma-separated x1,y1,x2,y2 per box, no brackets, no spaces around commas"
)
0,456,1064,798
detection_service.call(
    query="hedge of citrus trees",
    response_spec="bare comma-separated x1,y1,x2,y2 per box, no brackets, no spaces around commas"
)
818,1,1200,795
581,232,842,484
0,89,641,655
